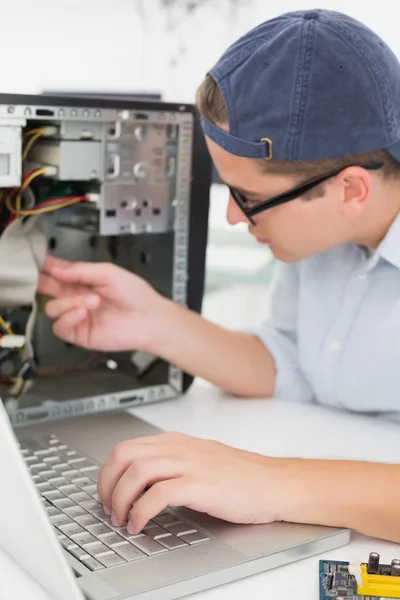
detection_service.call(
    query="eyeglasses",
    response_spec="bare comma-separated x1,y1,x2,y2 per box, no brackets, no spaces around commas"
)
228,162,384,225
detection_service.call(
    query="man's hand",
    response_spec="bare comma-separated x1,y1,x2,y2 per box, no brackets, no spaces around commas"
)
97,432,284,534
37,256,168,352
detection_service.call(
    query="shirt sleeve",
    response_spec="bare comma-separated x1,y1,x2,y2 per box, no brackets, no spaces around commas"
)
250,262,315,403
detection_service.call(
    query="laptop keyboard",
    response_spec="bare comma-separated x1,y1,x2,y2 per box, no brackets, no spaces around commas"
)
20,434,210,571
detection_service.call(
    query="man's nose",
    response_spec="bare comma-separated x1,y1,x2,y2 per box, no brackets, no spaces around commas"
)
226,194,250,226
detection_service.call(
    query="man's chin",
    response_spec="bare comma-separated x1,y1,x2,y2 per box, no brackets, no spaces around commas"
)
269,245,300,263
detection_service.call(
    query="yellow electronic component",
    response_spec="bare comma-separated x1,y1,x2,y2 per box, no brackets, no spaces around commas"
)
357,563,400,598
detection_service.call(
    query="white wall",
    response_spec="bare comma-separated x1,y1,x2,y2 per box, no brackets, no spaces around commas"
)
162,0,400,102
0,0,398,102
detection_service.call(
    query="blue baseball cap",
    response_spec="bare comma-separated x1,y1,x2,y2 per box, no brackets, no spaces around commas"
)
200,9,400,163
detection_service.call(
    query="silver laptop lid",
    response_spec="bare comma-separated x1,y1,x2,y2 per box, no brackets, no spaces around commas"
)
0,398,84,600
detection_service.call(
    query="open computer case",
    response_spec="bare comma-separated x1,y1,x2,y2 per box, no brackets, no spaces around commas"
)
0,93,211,426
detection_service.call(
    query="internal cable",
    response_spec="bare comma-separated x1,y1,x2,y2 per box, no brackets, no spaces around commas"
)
0,315,13,335
22,128,46,162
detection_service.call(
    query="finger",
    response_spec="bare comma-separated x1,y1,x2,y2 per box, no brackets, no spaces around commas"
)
52,308,88,343
110,456,185,526
127,477,196,534
47,261,110,287
98,437,172,512
45,294,100,319
37,273,74,299
43,255,74,273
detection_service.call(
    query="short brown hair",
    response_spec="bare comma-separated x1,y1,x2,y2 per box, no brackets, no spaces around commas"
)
196,74,400,194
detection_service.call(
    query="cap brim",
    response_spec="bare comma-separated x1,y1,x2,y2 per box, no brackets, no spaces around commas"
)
387,139,400,163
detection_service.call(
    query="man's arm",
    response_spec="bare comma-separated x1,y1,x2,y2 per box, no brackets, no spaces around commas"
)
151,298,276,398
280,458,400,542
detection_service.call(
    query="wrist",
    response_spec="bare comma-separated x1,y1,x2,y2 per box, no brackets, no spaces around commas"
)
141,296,184,356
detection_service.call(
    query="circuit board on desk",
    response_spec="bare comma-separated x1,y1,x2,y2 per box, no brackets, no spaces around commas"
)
319,553,400,600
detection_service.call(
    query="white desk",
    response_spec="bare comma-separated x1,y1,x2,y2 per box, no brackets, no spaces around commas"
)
2,378,400,599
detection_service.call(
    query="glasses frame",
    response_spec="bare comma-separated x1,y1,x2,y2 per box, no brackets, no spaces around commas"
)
228,162,384,225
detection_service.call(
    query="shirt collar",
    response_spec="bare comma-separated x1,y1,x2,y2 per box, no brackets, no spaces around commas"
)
364,210,400,272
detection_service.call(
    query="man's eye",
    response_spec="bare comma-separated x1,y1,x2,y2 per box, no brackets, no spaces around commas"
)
245,197,262,207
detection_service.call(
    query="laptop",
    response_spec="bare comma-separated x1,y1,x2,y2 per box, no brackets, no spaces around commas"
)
0,93,350,599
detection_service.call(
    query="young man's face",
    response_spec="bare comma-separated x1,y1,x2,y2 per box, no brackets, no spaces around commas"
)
206,135,364,263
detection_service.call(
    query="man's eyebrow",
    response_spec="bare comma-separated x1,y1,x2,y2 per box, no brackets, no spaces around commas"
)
221,181,265,199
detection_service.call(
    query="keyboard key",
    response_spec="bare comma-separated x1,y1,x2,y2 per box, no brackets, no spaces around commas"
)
86,467,100,481
179,531,210,544
42,456,61,465
99,532,126,547
81,484,97,495
158,535,188,550
96,552,126,568
68,457,87,465
81,557,104,571
165,523,196,537
30,462,47,471
46,506,61,518
85,522,113,537
84,542,111,558
50,514,73,527
130,535,168,555
48,477,69,487
59,484,81,496
74,514,101,528
71,477,93,488
142,524,170,539
81,499,101,512
37,482,54,494
112,526,132,539
63,469,81,480
59,536,76,550
40,470,59,481
52,498,77,510
42,490,65,502
68,546,91,561
58,522,86,537
71,532,98,547
91,508,106,520
152,513,181,528
63,505,88,519
113,542,145,562
70,492,92,505
53,463,72,473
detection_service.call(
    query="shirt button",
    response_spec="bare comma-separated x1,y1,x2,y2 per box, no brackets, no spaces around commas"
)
330,340,342,351
358,272,367,280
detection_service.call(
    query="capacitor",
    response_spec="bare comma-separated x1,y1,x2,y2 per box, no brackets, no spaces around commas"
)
391,559,400,576
325,572,334,589
368,552,380,573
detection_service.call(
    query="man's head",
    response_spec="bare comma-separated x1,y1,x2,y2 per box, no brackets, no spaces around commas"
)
196,10,400,262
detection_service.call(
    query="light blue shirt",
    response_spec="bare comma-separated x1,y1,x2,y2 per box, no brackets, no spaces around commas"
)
254,212,400,418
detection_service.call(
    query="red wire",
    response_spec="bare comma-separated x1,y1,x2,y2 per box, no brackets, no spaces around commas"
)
36,196,87,208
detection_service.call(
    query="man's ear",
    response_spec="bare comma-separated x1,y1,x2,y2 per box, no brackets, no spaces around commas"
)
339,166,373,218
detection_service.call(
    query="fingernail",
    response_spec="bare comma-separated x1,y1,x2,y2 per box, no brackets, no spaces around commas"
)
103,504,111,515
111,512,120,526
85,294,98,309
127,522,137,535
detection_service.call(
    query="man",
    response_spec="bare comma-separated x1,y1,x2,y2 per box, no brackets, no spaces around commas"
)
38,9,400,543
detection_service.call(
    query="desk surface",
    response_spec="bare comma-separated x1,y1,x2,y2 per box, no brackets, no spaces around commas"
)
2,379,400,600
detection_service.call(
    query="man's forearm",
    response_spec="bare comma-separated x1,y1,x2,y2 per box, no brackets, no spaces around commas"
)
148,298,276,398
278,458,400,542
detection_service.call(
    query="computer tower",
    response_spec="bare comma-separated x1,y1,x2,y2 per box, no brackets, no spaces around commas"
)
0,93,211,426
